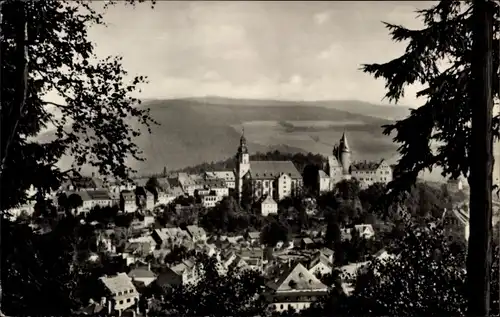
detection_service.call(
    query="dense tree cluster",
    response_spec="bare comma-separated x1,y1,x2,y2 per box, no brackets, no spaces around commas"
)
147,253,267,317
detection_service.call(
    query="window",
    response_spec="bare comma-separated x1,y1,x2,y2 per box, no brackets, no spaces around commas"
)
280,305,284,309
127,298,131,303
119,300,124,305
118,292,122,296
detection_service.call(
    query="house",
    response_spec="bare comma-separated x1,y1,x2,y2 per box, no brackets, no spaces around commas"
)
261,196,278,216
372,248,396,264
144,189,155,210
205,170,236,189
226,235,244,245
339,261,370,284
98,273,140,315
300,238,315,250
186,225,207,242
178,173,205,196
307,254,333,276
87,190,113,209
135,187,155,211
156,190,176,206
354,224,375,239
204,178,230,197
217,250,238,272
201,194,223,208
122,242,151,264
246,231,261,245
265,262,328,313
197,242,217,257
77,300,107,316
128,235,157,250
152,227,191,249
155,268,183,289
318,248,334,264
144,215,155,227
152,229,170,249
229,255,251,272
237,248,265,271
120,191,136,213
128,265,157,287
170,260,199,285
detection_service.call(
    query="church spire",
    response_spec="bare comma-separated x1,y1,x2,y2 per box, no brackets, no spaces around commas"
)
339,131,350,153
238,126,248,154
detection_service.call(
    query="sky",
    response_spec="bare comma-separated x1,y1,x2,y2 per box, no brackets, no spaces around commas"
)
83,1,437,108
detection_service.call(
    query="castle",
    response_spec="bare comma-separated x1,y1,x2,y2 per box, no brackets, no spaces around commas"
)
235,131,303,202
318,132,393,192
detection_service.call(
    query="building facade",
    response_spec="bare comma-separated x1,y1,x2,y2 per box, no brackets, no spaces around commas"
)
235,131,303,202
318,132,393,192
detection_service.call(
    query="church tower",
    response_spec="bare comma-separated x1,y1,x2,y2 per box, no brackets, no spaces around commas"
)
236,128,250,201
338,132,351,176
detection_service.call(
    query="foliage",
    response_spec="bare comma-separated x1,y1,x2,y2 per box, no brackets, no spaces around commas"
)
86,205,120,224
178,151,325,175
145,176,161,202
330,223,468,316
361,1,500,194
1,0,157,212
359,182,386,213
302,163,321,192
2,215,104,315
150,253,267,317
260,218,290,247
335,179,361,201
200,196,250,234
163,245,194,265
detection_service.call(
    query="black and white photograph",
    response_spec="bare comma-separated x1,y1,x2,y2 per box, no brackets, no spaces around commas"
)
1,0,500,316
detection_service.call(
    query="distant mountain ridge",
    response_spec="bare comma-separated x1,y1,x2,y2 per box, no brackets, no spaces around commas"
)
37,97,414,177
169,96,413,121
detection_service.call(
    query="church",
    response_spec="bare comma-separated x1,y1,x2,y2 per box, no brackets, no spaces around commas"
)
318,132,393,192
235,131,303,202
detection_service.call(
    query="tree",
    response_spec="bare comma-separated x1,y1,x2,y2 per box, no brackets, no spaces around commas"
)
335,179,361,201
0,0,156,213
67,193,83,215
260,220,289,247
359,182,386,213
146,176,161,202
361,1,498,313
150,253,267,317
1,1,156,314
302,164,320,192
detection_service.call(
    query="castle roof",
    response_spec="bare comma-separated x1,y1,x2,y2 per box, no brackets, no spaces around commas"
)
339,132,351,153
250,161,301,180
351,160,385,171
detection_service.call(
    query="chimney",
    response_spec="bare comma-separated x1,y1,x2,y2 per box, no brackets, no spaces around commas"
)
148,263,151,271
100,297,106,306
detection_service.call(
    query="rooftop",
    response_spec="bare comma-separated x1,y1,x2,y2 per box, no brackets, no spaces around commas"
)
99,273,137,295
272,262,327,292
250,161,302,180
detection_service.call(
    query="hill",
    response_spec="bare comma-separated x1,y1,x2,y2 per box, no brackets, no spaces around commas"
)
37,98,408,177
183,96,413,120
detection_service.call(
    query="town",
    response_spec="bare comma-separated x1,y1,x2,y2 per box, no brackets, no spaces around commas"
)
2,0,500,316
5,131,473,316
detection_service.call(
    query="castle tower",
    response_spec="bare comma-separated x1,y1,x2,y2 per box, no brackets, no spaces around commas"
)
236,128,250,201
338,132,351,176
